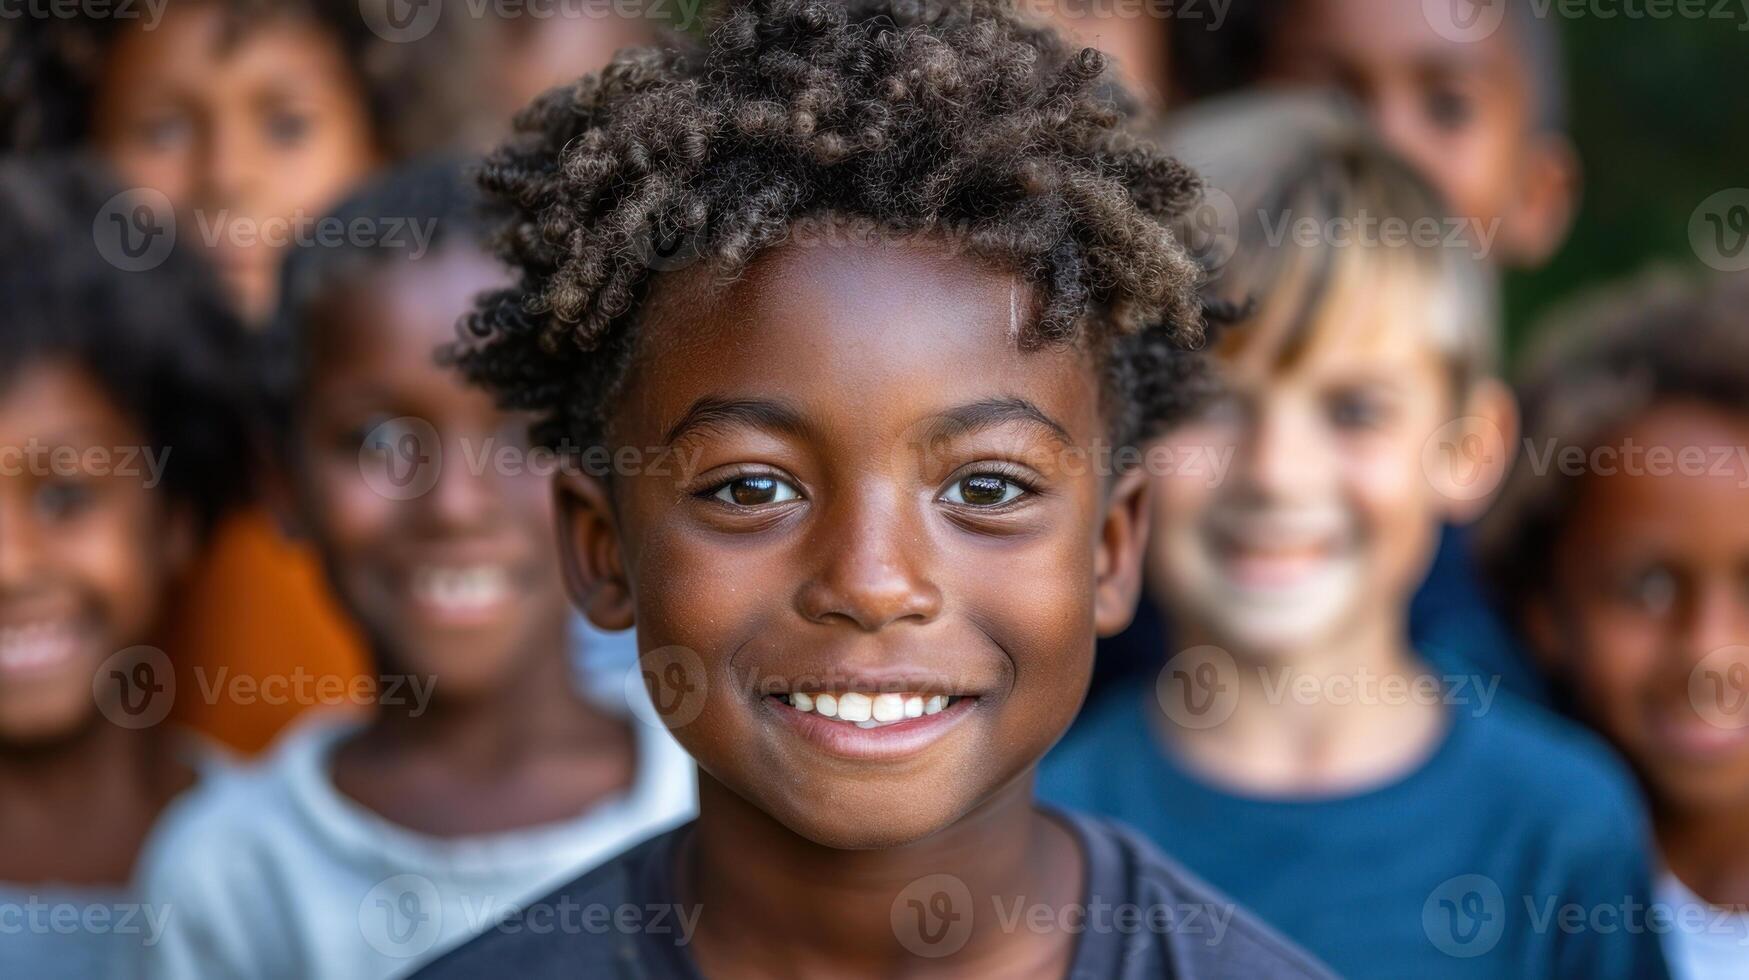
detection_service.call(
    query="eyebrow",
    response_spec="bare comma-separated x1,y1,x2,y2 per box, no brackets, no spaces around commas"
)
920,397,1073,448
663,396,813,447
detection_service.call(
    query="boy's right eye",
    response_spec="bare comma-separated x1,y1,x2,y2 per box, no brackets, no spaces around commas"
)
706,475,801,507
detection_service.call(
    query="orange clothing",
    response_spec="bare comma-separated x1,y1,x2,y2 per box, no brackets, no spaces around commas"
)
165,509,369,755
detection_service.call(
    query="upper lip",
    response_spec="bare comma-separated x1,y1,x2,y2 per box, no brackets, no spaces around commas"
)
749,666,991,698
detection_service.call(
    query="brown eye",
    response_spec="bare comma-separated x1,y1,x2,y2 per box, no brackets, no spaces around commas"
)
710,475,799,507
944,474,1024,507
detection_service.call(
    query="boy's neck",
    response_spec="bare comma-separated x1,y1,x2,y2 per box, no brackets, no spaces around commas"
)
684,771,1084,979
0,720,192,886
1656,797,1749,907
1156,608,1449,796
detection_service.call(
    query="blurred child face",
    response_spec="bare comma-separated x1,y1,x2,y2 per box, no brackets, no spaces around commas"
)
1263,0,1572,266
1147,266,1468,658
571,238,1146,849
0,362,189,743
93,3,380,323
293,248,569,698
1539,403,1749,814
1030,10,1170,108
487,8,656,119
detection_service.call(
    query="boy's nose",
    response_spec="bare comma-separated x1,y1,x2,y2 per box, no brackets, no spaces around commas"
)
1236,402,1330,502
1676,577,1747,666
794,492,942,632
414,438,502,531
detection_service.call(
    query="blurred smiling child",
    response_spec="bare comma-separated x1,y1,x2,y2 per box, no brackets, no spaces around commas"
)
1041,94,1667,978
143,161,695,979
0,157,250,978
1480,273,1749,980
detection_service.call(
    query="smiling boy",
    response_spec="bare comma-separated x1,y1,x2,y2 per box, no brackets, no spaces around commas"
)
417,1,1329,977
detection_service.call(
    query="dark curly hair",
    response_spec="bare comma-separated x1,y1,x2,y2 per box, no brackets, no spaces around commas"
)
1477,269,1749,621
0,155,253,534
454,0,1210,460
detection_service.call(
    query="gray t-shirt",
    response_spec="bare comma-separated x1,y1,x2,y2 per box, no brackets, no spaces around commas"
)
415,808,1333,979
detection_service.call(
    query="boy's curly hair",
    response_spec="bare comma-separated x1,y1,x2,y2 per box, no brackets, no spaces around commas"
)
0,156,253,534
456,0,1209,457
1477,270,1749,620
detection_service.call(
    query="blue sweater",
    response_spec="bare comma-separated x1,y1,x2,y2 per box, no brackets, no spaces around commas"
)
1040,686,1670,979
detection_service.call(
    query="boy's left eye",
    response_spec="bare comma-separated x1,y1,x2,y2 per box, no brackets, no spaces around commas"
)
941,474,1026,507
710,475,801,507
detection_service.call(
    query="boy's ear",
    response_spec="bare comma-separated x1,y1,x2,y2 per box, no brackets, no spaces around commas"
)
555,471,634,631
1501,133,1580,268
1093,465,1152,638
1433,377,1520,524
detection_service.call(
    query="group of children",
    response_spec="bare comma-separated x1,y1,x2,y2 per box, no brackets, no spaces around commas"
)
0,0,1744,978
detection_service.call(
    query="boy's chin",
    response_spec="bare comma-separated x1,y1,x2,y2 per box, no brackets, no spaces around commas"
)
751,786,972,851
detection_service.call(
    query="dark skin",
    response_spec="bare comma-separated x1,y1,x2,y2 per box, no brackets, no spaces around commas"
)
290,246,632,837
559,237,1151,978
0,361,196,884
1534,403,1749,906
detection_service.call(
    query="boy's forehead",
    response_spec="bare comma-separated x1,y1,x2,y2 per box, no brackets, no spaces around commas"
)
625,241,1102,441
0,358,137,445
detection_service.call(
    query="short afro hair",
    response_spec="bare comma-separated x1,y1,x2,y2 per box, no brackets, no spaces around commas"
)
1477,269,1749,620
0,155,253,534
454,0,1210,459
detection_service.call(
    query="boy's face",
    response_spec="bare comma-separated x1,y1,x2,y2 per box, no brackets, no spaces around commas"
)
1146,269,1482,657
0,362,190,743
1539,403,1749,813
293,247,570,697
564,238,1147,849
1262,0,1573,266
94,3,380,323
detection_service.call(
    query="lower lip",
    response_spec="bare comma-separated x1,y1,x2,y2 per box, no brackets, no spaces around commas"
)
768,695,979,761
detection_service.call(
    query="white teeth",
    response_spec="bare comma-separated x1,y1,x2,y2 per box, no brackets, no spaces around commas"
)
0,621,80,674
837,692,873,722
871,693,905,722
410,564,510,611
782,690,962,727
